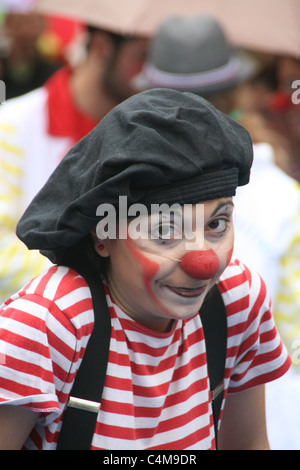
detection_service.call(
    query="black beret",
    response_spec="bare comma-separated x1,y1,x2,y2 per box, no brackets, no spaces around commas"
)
17,88,253,261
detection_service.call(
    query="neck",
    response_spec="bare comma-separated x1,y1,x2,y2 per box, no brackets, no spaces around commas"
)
69,61,119,121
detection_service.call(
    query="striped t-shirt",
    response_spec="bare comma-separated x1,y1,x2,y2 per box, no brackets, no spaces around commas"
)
0,260,290,450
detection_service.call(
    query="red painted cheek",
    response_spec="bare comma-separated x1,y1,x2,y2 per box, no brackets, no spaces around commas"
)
180,249,220,280
125,241,173,315
125,241,159,294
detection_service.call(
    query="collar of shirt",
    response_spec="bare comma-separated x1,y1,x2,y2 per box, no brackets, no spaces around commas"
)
45,66,99,143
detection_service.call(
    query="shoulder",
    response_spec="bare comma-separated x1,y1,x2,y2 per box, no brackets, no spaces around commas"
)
220,260,291,392
21,264,90,295
0,88,48,152
3,265,94,333
0,266,96,412
217,259,269,320
0,88,47,123
217,258,255,300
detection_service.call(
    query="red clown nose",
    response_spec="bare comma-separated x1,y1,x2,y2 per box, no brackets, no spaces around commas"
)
180,249,220,280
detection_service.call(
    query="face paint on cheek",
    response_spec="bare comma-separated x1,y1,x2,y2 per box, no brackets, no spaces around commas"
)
180,249,220,280
126,240,159,287
125,240,171,314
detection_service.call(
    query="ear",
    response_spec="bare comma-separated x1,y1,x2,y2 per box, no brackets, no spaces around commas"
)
90,229,111,257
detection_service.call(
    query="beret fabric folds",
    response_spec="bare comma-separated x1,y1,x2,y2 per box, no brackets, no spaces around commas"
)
17,88,253,261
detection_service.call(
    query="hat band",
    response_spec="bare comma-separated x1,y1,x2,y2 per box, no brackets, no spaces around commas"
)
142,56,240,90
138,168,239,206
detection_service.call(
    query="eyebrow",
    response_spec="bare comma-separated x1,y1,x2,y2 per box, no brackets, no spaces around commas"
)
210,200,234,218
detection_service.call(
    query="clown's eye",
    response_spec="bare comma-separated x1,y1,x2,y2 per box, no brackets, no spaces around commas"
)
150,212,183,245
206,218,228,233
152,223,177,240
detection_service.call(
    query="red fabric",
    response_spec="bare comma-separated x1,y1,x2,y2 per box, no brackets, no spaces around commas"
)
44,17,85,51
45,67,99,143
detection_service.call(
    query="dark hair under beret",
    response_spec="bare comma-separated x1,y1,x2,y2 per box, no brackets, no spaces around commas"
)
17,88,253,262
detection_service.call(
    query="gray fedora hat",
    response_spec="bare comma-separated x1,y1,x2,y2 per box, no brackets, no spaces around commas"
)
134,14,259,95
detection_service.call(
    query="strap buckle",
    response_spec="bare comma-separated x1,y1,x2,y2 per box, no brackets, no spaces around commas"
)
68,396,100,413
209,379,224,402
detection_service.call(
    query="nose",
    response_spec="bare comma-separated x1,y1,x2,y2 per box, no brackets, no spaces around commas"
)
180,249,220,280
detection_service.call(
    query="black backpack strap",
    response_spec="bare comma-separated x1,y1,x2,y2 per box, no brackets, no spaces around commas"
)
199,284,227,448
57,266,227,450
56,260,111,450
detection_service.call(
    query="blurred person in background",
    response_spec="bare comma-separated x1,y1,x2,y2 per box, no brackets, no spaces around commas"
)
134,14,259,115
233,55,300,365
135,14,300,450
234,54,300,181
0,3,148,302
0,11,62,99
268,56,300,180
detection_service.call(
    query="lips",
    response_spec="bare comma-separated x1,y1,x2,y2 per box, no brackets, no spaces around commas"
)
166,285,207,298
